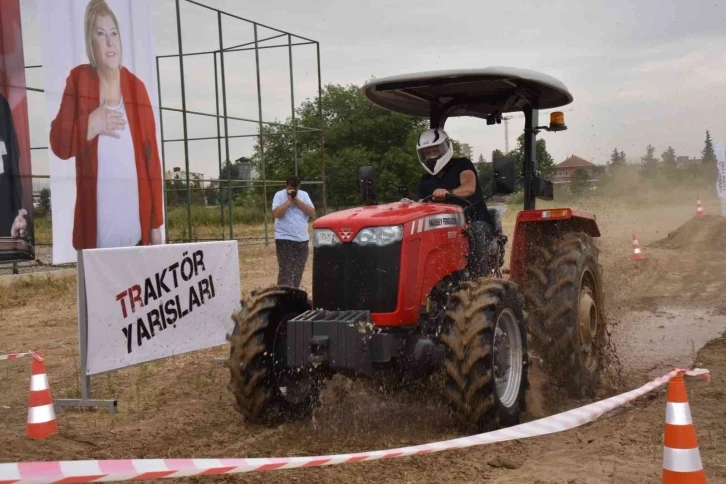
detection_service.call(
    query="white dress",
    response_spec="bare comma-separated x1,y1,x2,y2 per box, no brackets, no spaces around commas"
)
95,99,142,248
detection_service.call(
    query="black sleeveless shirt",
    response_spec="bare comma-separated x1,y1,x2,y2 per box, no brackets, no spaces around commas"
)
416,157,493,225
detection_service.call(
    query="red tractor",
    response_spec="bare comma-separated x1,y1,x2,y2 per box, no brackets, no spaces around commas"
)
226,68,605,430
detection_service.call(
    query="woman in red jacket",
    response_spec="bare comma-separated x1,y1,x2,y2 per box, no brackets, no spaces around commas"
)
50,0,163,250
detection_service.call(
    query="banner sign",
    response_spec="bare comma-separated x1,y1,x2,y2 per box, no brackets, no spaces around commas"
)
81,241,240,375
0,0,34,262
38,0,165,265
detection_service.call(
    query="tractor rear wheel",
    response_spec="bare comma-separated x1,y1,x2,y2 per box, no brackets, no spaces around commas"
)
226,286,322,425
440,279,528,430
524,232,605,398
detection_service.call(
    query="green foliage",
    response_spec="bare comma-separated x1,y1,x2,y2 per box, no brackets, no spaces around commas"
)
39,187,51,213
507,133,556,179
217,157,253,203
609,148,626,166
204,185,220,206
569,168,590,196
702,130,716,163
660,146,679,182
640,144,659,178
165,178,205,207
477,161,494,195
252,83,429,209
164,204,264,232
662,146,677,165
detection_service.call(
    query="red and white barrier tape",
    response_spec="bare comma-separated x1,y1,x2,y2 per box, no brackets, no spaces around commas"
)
0,368,710,484
0,352,41,362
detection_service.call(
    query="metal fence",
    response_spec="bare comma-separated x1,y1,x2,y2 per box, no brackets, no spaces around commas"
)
25,175,325,247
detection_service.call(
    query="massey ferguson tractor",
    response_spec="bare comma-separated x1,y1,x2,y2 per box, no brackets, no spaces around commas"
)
226,67,605,430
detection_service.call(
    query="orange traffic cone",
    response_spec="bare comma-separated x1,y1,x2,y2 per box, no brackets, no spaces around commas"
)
26,351,58,439
632,234,644,261
696,197,706,217
662,373,706,483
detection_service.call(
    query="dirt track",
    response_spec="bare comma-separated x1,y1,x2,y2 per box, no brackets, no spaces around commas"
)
1,196,725,483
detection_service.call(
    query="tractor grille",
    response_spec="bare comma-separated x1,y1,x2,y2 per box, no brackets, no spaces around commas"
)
312,242,401,313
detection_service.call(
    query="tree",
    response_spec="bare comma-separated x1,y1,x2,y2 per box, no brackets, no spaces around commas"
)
662,146,677,166
478,154,485,164
640,144,659,178
570,168,590,196
39,187,51,213
659,145,680,183
508,133,556,180
491,149,504,161
610,148,626,167
252,83,430,208
216,157,253,204
702,130,716,164
610,148,620,166
478,162,494,194
205,183,220,206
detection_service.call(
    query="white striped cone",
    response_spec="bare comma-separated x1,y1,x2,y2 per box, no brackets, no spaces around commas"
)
632,234,644,261
662,373,706,483
26,351,58,439
696,197,706,217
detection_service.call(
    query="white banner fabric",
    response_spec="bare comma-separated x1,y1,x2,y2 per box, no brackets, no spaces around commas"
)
82,241,240,375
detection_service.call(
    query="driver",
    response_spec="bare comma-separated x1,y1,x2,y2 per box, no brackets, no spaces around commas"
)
415,128,496,277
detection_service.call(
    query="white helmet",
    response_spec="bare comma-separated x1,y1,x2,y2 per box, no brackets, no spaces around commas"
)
416,128,453,176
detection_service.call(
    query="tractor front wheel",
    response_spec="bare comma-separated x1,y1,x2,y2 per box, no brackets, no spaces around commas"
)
440,279,528,431
226,286,322,425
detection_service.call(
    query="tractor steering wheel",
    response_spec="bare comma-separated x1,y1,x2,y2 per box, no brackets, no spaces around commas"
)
421,192,474,208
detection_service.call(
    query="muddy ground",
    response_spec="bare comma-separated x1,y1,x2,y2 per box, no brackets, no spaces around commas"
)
1,195,725,483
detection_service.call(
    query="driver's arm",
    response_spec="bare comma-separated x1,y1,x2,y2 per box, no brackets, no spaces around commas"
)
451,169,477,198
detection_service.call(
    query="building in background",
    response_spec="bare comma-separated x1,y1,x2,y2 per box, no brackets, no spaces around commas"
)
553,155,606,184
236,156,253,187
165,166,204,181
676,156,701,167
461,143,473,159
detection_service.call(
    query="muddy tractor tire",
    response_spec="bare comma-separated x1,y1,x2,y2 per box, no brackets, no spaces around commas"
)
226,286,322,425
524,232,605,399
440,279,529,431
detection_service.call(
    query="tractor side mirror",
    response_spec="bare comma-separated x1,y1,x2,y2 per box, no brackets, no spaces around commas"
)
359,166,377,204
534,176,554,200
492,156,517,195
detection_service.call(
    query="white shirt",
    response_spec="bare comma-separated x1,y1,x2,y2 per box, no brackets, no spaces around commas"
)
272,189,313,242
96,99,141,248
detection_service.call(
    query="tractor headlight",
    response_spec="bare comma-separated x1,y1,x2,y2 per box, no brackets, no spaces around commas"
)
312,229,341,248
353,225,403,247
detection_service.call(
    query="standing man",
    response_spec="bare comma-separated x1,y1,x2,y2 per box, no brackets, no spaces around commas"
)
272,174,316,288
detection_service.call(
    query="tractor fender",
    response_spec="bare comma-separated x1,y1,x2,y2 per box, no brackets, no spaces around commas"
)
508,208,601,286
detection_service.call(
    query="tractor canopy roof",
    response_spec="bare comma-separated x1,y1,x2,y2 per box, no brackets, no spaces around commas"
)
361,67,573,122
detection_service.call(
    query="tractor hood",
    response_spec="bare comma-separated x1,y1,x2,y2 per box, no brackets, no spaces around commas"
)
313,201,463,239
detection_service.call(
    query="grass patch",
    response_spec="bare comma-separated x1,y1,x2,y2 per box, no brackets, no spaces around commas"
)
0,273,76,310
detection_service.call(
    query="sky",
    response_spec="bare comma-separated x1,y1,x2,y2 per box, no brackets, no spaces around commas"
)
18,0,726,179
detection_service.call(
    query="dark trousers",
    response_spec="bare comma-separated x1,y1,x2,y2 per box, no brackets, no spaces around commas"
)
469,220,496,278
275,239,309,288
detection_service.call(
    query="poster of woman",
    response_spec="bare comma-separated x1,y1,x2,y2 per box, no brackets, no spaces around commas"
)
0,0,35,262
39,0,165,265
